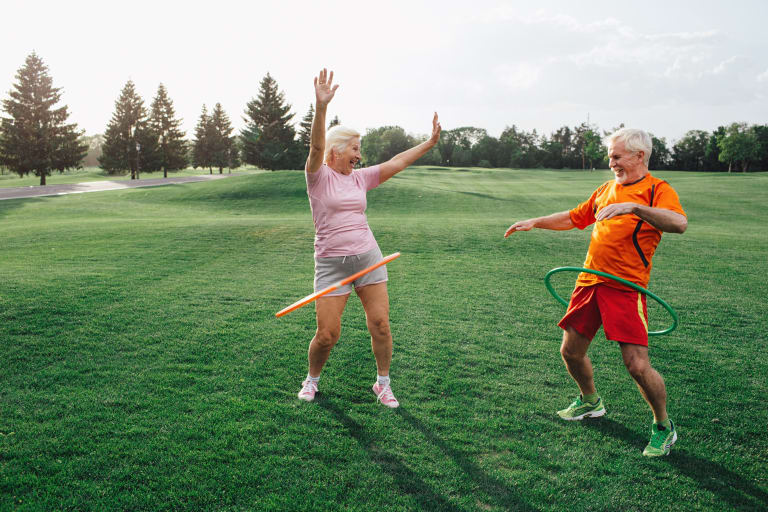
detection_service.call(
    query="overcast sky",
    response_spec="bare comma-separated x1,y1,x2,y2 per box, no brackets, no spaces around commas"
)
2,0,767,142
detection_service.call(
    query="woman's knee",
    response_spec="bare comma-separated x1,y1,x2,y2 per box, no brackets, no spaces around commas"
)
367,317,391,339
314,326,341,347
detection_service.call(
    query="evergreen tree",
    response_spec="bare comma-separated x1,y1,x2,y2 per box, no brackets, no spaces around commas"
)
209,103,234,174
241,73,301,170
227,138,242,172
192,105,213,172
149,83,187,178
328,115,341,129
298,104,314,152
0,52,87,185
99,80,159,179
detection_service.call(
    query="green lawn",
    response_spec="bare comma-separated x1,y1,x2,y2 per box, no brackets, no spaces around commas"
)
0,166,263,188
1,167,766,511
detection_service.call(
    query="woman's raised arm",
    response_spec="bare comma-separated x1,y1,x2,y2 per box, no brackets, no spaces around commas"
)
306,69,339,174
378,113,441,184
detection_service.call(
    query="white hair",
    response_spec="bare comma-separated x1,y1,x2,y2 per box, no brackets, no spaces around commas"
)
324,126,360,163
604,128,652,167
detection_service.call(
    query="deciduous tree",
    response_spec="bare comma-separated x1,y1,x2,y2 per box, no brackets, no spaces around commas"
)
718,122,759,172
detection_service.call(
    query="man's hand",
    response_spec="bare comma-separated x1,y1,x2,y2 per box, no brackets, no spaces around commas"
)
595,202,638,222
504,219,536,237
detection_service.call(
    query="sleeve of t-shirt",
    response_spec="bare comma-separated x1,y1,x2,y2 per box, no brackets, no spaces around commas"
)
359,165,381,191
654,182,686,217
569,187,600,230
306,163,327,188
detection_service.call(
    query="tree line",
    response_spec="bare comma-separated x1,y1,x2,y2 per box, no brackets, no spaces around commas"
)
359,122,768,172
1,53,766,186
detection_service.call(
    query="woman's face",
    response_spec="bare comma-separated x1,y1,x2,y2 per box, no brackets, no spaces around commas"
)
332,137,361,173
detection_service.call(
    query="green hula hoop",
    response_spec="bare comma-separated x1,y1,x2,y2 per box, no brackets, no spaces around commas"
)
544,266,679,336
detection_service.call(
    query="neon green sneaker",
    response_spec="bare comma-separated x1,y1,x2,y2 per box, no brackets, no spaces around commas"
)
643,421,677,457
557,395,606,421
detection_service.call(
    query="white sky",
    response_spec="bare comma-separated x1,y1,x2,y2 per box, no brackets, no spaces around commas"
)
2,0,767,142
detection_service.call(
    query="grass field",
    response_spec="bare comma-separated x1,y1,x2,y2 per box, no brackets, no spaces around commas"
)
1,166,766,511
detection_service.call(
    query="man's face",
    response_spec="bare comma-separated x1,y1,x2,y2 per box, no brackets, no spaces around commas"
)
608,140,645,184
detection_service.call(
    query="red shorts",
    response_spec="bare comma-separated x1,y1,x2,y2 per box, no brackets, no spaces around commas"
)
558,284,649,346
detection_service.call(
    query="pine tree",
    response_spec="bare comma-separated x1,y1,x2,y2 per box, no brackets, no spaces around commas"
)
227,139,242,172
0,53,87,185
99,80,159,179
209,103,234,174
328,115,341,129
241,73,301,170
192,105,213,172
149,83,187,178
298,104,314,152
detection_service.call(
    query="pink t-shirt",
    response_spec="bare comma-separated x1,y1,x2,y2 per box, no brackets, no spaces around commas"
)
306,163,381,257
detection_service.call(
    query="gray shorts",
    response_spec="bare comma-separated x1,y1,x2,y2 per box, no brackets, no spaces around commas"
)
314,246,388,296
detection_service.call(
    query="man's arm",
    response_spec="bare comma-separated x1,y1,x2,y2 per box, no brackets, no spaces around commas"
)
504,210,575,238
596,203,687,233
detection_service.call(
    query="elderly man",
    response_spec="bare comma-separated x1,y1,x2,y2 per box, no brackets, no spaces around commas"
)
505,128,687,457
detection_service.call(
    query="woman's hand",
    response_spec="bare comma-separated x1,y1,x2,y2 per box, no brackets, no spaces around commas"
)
314,68,338,107
428,112,441,146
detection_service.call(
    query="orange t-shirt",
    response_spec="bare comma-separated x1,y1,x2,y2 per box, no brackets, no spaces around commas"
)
569,174,686,290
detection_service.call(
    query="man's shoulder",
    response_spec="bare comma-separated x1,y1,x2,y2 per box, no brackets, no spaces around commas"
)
594,180,615,194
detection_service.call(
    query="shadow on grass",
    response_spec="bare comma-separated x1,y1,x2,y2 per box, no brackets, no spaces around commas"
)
0,194,59,218
416,183,514,202
583,418,768,510
317,399,463,511
397,408,540,512
455,190,511,201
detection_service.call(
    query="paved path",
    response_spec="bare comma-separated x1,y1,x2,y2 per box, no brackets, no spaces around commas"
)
0,174,237,201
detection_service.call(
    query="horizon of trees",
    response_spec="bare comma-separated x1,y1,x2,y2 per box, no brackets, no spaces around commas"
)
2,53,768,181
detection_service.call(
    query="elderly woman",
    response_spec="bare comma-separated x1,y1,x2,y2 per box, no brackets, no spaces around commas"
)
298,69,441,407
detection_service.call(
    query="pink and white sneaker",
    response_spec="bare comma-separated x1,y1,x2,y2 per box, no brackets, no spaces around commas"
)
298,379,318,402
372,382,400,408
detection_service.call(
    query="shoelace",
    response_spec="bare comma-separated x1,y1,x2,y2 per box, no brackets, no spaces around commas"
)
301,381,317,394
650,429,669,447
377,385,396,402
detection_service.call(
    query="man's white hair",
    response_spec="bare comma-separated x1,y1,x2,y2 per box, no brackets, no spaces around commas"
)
605,128,652,167
325,126,360,163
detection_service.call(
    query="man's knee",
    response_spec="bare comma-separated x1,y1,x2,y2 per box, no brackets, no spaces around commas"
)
560,327,589,362
623,352,651,380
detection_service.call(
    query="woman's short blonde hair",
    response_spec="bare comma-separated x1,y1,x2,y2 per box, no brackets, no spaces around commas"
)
604,128,653,166
325,126,361,163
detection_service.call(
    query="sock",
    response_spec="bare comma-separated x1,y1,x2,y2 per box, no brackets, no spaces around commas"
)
656,418,672,430
307,374,320,382
582,392,599,404
377,375,390,387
